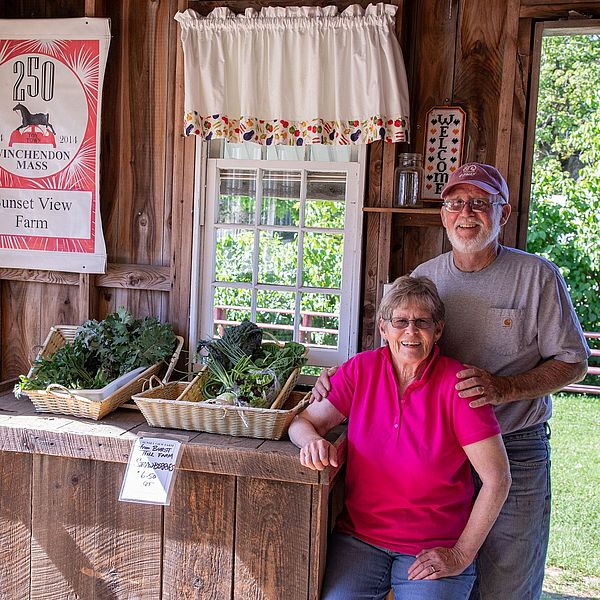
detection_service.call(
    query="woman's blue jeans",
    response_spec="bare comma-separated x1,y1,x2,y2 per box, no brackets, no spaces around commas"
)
321,531,476,600
469,423,551,600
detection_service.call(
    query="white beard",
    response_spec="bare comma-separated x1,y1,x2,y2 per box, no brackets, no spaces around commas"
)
446,217,501,253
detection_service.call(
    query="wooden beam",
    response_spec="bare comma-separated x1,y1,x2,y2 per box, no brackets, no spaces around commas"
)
361,140,384,351
540,19,600,35
494,0,521,178
94,263,171,291
518,21,546,251
0,269,79,286
78,274,91,323
168,0,196,340
0,422,324,484
520,2,600,18
507,18,534,250
0,265,171,292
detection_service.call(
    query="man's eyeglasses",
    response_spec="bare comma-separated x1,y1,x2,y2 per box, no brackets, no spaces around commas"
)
442,198,506,213
384,318,435,330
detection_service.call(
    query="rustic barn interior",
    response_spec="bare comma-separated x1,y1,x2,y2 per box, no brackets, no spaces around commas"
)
0,1,598,599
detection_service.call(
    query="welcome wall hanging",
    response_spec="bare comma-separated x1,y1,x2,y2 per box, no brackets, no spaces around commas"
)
422,106,466,200
0,18,110,273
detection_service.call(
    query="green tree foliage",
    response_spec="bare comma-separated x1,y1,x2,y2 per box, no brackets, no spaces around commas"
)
528,34,600,332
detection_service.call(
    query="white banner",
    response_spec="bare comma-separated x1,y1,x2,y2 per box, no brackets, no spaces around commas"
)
0,18,110,273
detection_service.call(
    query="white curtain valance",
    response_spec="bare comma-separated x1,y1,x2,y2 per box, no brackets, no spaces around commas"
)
174,4,410,146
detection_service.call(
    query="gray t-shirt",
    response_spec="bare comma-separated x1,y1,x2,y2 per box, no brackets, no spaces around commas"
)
412,245,590,434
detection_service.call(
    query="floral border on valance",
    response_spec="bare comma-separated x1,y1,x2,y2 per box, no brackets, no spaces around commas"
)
184,114,409,146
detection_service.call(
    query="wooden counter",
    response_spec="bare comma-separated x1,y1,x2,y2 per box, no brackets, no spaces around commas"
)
0,388,346,600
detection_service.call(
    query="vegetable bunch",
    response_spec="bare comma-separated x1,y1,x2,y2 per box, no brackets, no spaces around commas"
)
16,308,177,394
196,320,306,408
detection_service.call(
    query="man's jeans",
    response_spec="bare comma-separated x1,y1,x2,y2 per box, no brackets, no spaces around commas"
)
470,423,551,600
321,531,476,600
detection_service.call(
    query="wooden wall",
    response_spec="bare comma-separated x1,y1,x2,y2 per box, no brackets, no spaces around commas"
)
1,0,599,379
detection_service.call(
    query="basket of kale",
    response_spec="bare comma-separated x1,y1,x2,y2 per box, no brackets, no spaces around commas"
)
133,321,308,439
15,308,183,420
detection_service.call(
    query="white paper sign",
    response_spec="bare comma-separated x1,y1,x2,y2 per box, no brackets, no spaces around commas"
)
119,435,185,505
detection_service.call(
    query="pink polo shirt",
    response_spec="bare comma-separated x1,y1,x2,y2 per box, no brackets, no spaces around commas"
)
328,345,500,555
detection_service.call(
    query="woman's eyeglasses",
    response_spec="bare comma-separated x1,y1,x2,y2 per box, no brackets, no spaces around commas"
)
442,198,506,213
384,318,435,330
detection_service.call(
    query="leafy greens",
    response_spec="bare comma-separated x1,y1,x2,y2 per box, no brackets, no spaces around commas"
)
196,320,306,408
16,308,177,393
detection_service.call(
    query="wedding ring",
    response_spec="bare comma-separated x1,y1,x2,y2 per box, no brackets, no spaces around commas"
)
430,565,435,574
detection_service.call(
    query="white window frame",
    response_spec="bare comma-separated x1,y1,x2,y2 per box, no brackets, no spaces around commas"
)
189,141,366,373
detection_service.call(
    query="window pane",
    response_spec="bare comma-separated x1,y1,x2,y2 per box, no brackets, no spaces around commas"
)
305,172,346,227
256,289,295,333
307,171,346,201
258,231,298,285
217,169,256,224
300,292,340,348
304,199,345,229
302,364,330,376
261,197,300,227
214,228,254,283
261,170,301,226
212,287,252,336
302,232,343,288
256,286,296,343
258,326,294,343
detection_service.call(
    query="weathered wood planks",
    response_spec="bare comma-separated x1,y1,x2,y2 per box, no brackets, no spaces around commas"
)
30,455,162,599
0,390,345,599
163,471,236,599
234,478,312,600
0,451,32,600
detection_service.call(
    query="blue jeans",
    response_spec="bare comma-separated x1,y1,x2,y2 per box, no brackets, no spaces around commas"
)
470,423,551,600
321,531,476,600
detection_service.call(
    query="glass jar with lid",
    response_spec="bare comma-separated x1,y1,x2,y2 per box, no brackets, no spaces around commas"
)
393,152,424,208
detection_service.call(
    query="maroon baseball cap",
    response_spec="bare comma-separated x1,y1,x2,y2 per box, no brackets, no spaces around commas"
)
441,162,509,203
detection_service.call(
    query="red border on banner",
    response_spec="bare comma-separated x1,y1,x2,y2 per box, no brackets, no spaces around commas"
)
0,38,99,254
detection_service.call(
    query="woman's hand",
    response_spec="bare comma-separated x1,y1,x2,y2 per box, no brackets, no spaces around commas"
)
299,438,339,471
407,546,472,580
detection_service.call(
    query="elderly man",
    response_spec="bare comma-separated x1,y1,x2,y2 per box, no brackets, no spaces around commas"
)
313,163,590,600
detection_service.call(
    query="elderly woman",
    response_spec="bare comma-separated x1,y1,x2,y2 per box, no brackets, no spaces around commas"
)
288,276,511,600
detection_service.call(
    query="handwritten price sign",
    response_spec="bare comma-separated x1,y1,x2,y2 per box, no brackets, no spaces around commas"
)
119,435,186,505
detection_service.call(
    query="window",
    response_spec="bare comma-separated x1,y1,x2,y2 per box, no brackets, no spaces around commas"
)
190,141,366,373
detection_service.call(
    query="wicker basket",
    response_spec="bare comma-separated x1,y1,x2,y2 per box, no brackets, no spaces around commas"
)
133,368,309,440
23,325,184,420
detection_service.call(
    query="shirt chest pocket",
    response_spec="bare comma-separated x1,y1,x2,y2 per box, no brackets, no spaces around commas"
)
484,308,527,356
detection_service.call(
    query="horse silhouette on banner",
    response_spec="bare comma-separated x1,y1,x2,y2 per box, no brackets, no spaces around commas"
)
10,103,56,147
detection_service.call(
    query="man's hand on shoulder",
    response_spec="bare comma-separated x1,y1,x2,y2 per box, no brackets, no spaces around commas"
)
457,358,588,407
455,365,514,407
310,366,338,403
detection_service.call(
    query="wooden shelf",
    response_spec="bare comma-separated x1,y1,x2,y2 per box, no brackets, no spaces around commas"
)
363,207,440,214
363,206,442,227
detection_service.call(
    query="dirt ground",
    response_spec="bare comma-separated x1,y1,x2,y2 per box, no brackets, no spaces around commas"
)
542,566,600,600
